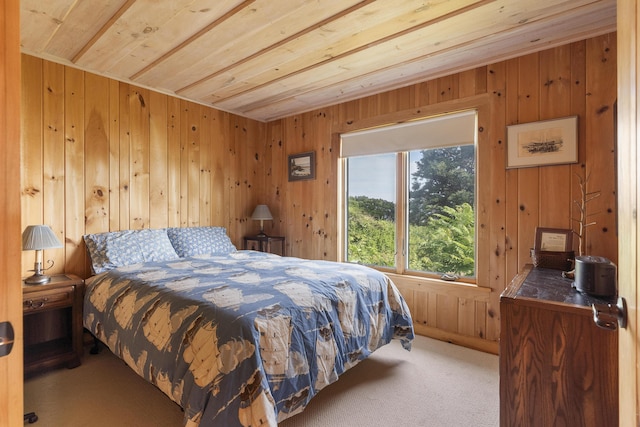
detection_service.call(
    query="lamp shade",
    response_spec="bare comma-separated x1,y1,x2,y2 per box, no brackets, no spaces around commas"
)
22,225,63,251
251,205,273,221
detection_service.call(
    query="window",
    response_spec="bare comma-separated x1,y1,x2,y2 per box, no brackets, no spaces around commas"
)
341,110,477,279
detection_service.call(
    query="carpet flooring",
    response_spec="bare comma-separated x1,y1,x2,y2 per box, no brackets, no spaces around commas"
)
24,335,499,426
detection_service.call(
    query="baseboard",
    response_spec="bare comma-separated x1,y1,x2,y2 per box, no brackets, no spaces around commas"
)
413,323,499,355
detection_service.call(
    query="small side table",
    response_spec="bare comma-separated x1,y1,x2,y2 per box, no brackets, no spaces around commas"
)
244,235,285,256
23,273,84,377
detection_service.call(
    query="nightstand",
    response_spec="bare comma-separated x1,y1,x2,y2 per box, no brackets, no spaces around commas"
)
23,273,84,377
244,235,285,256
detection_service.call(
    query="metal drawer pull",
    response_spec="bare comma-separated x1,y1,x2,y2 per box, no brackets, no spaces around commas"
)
25,298,49,309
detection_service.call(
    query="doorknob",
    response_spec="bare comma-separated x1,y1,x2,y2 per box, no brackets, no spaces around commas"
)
0,321,15,357
592,297,627,331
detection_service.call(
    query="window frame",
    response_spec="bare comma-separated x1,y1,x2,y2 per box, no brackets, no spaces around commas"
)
336,96,490,289
342,129,477,282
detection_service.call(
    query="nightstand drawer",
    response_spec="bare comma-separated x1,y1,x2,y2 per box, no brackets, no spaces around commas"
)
23,285,75,313
243,235,285,256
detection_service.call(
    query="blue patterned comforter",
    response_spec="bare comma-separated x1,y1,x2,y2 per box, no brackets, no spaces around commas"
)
83,251,414,426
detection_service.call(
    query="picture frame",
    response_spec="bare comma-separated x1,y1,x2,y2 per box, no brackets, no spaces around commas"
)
506,116,578,168
534,227,573,252
288,151,316,181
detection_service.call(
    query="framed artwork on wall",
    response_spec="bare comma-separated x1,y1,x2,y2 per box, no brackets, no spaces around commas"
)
288,151,315,181
506,116,578,168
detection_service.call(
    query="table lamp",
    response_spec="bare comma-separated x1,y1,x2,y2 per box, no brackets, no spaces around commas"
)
251,205,273,237
22,225,62,285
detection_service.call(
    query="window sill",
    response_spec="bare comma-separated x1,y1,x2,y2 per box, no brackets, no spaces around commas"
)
384,272,492,301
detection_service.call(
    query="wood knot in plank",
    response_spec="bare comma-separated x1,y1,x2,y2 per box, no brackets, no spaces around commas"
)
23,186,40,197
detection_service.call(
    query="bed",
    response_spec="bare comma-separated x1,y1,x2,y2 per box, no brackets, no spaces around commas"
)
82,227,414,427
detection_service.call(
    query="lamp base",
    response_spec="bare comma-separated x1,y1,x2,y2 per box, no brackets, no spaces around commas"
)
256,231,268,237
24,273,51,285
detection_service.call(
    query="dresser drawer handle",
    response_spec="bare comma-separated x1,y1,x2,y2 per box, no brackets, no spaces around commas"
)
25,298,48,309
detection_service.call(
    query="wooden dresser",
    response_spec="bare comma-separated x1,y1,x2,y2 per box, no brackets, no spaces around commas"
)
500,265,618,427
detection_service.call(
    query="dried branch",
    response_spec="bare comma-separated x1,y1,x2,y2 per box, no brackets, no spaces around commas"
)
571,172,601,256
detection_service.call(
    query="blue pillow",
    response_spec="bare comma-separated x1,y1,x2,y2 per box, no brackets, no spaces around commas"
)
84,228,179,274
166,226,237,257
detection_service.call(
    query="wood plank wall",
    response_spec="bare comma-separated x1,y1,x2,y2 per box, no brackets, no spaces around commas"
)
20,32,618,352
20,54,264,279
263,33,618,352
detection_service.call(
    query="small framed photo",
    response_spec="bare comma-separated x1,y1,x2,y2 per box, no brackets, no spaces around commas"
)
507,116,578,168
288,151,315,181
534,227,573,252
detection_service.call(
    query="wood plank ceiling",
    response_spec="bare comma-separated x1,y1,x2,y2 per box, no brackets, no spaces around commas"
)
21,0,616,122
